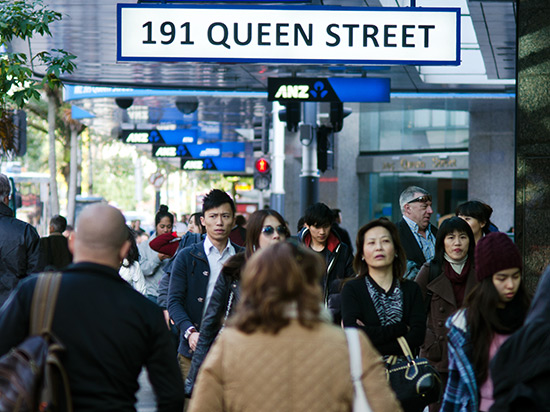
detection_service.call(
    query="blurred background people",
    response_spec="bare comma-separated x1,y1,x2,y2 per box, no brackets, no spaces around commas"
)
184,209,289,396
456,200,497,244
331,208,353,253
415,217,478,411
119,225,147,295
441,232,531,412
40,214,73,270
189,242,402,412
229,214,247,247
138,204,174,304
396,186,437,280
187,212,206,235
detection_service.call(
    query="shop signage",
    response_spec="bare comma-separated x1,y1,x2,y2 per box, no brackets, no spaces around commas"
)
118,4,460,65
357,153,468,173
152,142,245,158
181,157,245,171
122,129,197,144
268,77,390,102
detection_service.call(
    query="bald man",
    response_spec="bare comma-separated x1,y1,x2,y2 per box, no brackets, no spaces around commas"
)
0,204,184,412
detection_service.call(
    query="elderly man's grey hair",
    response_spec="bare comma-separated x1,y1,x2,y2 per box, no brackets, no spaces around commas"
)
399,186,430,213
0,174,11,200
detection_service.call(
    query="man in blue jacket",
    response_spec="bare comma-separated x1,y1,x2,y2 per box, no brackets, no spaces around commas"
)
168,189,243,384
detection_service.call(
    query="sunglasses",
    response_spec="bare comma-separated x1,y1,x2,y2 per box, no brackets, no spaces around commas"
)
407,195,432,204
261,225,288,236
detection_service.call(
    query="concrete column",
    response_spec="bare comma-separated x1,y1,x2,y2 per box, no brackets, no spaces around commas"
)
516,0,550,292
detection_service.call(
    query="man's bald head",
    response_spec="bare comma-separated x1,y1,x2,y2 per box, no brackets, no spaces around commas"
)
71,204,129,268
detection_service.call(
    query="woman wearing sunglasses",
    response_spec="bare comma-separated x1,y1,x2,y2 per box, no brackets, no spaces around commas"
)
184,209,289,397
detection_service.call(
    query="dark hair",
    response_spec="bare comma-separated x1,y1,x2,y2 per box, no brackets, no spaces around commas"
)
230,242,325,334
433,217,476,269
202,189,236,215
245,209,289,258
188,212,205,234
353,218,407,281
50,214,68,233
235,215,247,227
155,205,174,227
296,216,306,233
465,277,531,386
455,201,494,235
303,202,334,228
123,225,140,267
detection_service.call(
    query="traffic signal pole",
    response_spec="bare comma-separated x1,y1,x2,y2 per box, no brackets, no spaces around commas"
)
300,102,319,216
270,101,286,216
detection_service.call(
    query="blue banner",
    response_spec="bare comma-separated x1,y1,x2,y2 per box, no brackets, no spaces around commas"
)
152,142,245,158
181,157,245,172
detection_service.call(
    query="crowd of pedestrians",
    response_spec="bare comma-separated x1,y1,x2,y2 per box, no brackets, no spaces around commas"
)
0,175,546,411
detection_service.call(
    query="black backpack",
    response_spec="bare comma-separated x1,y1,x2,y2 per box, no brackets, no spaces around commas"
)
0,273,73,412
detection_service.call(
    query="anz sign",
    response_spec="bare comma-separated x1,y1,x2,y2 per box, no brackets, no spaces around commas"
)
267,77,390,103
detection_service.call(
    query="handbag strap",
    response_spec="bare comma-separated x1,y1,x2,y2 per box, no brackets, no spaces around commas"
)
344,328,373,412
30,272,63,336
396,336,415,361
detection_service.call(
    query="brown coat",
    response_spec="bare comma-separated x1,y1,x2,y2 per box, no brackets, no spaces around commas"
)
415,261,477,373
189,320,402,412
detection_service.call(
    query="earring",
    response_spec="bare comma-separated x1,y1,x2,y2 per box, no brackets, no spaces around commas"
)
361,256,365,261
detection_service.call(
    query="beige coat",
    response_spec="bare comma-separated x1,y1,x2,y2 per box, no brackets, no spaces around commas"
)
189,320,402,412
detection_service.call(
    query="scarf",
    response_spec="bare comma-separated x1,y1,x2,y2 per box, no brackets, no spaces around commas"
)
444,255,471,307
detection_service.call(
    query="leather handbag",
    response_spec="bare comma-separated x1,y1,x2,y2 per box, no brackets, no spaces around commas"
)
385,336,442,410
344,328,373,412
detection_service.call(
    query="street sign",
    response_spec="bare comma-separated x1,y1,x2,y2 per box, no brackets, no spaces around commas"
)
152,142,245,158
268,77,390,102
122,129,198,144
118,4,460,65
181,157,245,171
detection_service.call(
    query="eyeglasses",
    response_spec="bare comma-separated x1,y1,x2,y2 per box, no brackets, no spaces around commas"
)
261,225,288,237
407,195,432,204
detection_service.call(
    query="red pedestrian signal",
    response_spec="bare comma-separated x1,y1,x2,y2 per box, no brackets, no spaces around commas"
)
254,157,271,190
255,157,270,174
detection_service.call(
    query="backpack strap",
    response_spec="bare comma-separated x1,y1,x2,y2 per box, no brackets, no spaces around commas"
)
30,272,63,336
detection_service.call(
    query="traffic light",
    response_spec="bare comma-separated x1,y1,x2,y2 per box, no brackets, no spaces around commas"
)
278,101,301,132
329,102,352,132
254,157,271,190
317,125,334,172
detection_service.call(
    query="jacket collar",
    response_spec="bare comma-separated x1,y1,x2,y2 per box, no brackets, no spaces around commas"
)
64,262,123,281
0,202,14,217
299,227,341,253
427,264,477,307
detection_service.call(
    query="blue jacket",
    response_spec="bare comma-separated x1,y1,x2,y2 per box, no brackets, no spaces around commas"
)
167,240,243,357
441,309,479,412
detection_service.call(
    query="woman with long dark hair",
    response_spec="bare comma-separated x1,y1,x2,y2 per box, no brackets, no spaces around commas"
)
119,225,147,295
415,217,477,411
189,242,402,412
341,218,426,358
441,232,531,412
184,209,289,396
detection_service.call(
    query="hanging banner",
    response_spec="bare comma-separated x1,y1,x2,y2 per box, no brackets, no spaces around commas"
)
118,4,460,65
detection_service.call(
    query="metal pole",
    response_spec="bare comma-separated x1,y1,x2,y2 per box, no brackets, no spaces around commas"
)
300,102,319,217
270,101,286,216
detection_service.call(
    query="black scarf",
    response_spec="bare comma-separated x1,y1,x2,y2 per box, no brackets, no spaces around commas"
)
495,295,528,334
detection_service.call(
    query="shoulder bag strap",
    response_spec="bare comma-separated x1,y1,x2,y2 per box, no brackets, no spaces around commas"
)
344,328,373,412
30,272,63,336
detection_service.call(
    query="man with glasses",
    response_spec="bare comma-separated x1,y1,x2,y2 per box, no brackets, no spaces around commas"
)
298,202,354,324
397,186,438,280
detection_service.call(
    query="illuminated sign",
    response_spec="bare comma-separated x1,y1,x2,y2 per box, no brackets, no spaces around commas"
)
118,5,460,65
152,142,245,158
268,77,390,102
181,157,245,171
122,129,197,144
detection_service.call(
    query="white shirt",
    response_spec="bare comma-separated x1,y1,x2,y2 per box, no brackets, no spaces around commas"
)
203,236,236,312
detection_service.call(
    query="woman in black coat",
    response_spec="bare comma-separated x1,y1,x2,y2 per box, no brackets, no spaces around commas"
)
341,217,426,357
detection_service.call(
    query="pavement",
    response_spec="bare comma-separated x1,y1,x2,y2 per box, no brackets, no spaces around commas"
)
136,368,156,412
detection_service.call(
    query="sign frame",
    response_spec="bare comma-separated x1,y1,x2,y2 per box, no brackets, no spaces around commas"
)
118,4,461,66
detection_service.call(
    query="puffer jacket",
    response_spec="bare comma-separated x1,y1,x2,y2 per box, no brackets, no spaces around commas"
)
189,320,403,412
298,227,354,322
0,202,43,306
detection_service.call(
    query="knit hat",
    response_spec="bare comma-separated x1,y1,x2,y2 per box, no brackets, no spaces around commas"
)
475,232,522,281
